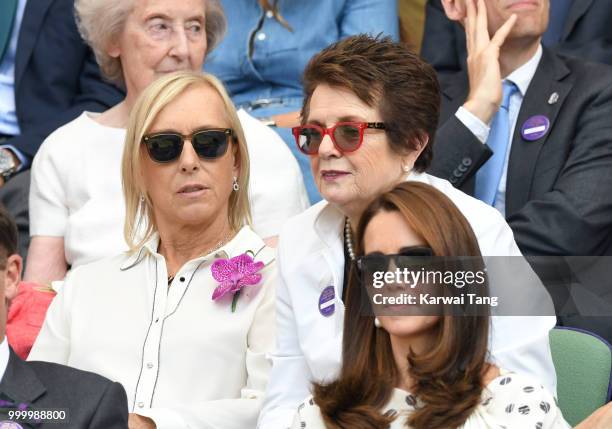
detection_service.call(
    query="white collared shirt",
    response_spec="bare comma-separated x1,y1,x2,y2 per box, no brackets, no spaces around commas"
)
0,338,10,383
455,45,543,216
29,226,277,429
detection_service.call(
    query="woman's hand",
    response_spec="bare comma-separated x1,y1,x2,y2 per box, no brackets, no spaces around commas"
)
462,0,516,124
575,402,612,429
128,413,156,429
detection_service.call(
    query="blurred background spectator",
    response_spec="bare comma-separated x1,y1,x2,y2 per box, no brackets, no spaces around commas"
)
205,0,399,203
0,0,123,259
399,0,428,52
422,0,612,77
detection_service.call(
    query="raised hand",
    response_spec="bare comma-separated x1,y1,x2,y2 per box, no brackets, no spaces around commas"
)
462,0,517,124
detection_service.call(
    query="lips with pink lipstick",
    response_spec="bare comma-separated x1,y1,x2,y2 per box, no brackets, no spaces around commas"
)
177,183,209,197
320,169,350,181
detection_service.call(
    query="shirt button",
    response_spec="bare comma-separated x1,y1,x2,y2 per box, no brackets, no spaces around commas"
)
179,277,185,282
257,32,267,41
147,363,154,369
266,10,274,18
154,318,160,323
137,402,144,408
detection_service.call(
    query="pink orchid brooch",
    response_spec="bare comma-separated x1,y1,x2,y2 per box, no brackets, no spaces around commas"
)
211,250,265,312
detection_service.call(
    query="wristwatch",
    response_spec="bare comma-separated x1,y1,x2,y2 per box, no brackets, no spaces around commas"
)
0,149,17,181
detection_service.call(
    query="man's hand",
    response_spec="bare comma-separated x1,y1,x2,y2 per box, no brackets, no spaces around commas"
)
462,0,516,124
128,413,156,429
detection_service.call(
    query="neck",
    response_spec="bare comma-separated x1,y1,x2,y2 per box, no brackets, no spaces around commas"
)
389,330,436,391
499,37,541,78
157,216,234,276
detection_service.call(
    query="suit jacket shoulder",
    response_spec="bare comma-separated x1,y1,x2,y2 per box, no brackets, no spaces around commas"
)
3,351,128,428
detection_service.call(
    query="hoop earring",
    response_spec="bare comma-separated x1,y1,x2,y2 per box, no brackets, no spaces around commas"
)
374,317,382,328
232,177,239,192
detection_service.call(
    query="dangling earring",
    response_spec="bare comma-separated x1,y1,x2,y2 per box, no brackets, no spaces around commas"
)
232,176,239,192
374,317,382,328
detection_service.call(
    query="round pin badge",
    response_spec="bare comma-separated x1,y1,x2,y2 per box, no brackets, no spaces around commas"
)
0,422,24,429
318,286,335,317
521,115,550,141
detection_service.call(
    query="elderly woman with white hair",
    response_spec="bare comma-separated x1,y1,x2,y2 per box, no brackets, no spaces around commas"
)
24,0,308,286
29,71,277,429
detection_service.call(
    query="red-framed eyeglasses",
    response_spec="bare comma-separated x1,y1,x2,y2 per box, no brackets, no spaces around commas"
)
292,122,386,155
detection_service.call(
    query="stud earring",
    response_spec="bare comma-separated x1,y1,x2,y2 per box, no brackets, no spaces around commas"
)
374,317,382,328
403,165,411,173
232,176,239,192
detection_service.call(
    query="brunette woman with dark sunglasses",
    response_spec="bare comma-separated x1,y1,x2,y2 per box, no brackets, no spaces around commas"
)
291,182,570,429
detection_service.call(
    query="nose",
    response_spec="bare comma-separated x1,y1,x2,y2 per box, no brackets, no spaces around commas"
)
179,140,200,172
169,27,189,62
317,133,340,159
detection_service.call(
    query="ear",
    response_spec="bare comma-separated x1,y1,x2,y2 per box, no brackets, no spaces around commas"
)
4,254,22,301
231,139,240,177
106,34,122,59
402,135,430,171
441,0,467,22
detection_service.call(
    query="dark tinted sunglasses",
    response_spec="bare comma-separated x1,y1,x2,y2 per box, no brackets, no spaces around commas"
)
142,128,233,163
292,122,386,155
356,246,434,276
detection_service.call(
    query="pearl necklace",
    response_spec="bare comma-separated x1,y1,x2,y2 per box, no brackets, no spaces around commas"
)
344,218,356,261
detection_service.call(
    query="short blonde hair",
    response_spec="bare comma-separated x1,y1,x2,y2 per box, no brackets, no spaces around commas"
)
122,71,251,252
74,0,226,86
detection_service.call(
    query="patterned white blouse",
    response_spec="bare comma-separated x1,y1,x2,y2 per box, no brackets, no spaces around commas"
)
291,370,571,429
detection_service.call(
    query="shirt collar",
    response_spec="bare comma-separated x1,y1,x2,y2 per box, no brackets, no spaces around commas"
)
505,44,543,97
120,225,273,270
0,338,10,383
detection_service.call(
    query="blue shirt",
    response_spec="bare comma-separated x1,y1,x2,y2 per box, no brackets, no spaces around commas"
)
205,0,399,117
0,0,27,136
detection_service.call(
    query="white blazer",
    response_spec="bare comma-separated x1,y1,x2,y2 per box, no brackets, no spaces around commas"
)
258,172,557,429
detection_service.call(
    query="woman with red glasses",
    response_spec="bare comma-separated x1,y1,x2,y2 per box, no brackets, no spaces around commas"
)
258,35,556,429
30,71,277,429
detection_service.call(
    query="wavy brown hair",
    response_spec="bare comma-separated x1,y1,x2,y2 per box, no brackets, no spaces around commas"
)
313,182,491,429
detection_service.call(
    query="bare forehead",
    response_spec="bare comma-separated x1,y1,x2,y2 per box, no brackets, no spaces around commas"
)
363,211,425,254
307,84,380,124
150,84,230,132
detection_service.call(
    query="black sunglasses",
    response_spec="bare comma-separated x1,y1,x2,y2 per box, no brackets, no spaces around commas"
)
356,246,434,275
142,128,233,163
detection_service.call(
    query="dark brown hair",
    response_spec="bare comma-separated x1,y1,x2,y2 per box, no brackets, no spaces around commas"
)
313,182,490,429
0,205,17,267
301,34,440,171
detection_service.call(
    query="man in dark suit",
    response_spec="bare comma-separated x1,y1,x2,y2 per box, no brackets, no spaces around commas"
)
0,206,128,428
0,0,123,257
427,0,612,339
422,0,612,74
428,0,612,257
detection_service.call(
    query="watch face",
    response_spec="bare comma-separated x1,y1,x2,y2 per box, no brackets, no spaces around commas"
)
0,150,15,173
